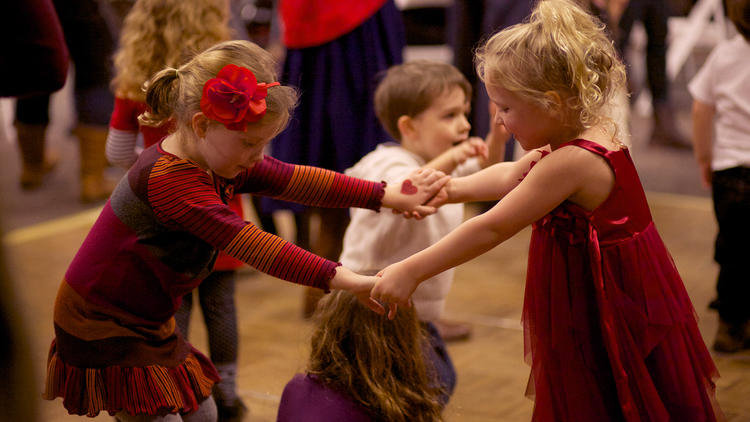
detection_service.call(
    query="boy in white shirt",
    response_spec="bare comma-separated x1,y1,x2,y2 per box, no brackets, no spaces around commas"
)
339,60,508,397
688,0,750,353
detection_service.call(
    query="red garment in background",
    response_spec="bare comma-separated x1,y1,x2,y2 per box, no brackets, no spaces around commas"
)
280,0,386,48
2,0,69,97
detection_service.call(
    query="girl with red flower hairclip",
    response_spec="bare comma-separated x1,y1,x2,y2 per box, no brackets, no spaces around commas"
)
43,39,449,421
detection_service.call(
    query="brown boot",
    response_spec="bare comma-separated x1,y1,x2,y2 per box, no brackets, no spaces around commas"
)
15,122,57,190
651,102,691,149
74,124,114,203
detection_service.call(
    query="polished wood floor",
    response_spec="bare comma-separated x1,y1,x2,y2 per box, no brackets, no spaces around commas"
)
4,195,750,422
1,35,748,420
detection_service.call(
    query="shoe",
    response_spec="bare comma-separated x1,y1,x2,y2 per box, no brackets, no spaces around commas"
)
650,102,691,150
434,318,472,342
15,122,57,190
712,319,750,353
708,297,721,310
74,125,115,203
217,398,248,422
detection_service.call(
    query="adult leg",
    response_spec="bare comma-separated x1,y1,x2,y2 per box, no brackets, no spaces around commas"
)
53,0,116,202
15,94,56,189
642,0,690,148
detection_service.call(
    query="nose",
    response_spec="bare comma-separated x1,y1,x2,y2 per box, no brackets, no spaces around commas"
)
245,150,264,167
493,110,504,125
459,114,471,132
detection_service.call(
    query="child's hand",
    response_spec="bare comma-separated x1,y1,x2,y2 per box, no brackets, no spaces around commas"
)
451,137,488,165
383,168,450,218
330,266,385,315
370,263,419,320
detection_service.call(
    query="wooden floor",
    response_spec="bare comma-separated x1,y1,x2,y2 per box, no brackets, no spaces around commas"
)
4,195,750,422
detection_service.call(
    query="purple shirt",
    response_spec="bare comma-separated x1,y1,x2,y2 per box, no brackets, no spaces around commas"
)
277,373,373,422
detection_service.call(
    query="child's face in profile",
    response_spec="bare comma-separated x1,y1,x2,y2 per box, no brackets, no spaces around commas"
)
199,119,276,178
408,85,471,161
486,83,558,150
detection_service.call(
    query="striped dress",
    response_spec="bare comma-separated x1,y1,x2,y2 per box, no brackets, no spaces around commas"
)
44,143,385,417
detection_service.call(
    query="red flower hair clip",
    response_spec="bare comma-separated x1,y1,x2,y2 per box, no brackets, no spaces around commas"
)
200,64,280,130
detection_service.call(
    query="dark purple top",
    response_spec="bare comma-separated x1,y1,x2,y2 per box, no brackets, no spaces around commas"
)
277,373,373,422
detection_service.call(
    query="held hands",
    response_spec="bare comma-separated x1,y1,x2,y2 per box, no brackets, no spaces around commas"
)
370,263,419,320
383,167,450,219
330,266,385,315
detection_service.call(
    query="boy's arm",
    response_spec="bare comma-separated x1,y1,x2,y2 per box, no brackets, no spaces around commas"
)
424,137,488,174
477,115,510,168
691,99,715,188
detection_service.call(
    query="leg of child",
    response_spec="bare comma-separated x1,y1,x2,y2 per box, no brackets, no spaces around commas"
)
114,396,217,421
197,270,247,420
422,321,457,405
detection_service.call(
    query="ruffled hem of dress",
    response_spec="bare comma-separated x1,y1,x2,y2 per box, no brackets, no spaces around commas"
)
43,344,219,417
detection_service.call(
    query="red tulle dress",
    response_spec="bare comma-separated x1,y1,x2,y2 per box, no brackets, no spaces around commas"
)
522,139,724,421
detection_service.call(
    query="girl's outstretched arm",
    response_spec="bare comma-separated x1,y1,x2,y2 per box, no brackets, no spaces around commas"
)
428,148,548,208
372,146,598,317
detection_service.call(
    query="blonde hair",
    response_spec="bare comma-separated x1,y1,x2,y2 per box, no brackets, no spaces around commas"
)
475,0,626,132
140,40,298,139
111,0,231,101
375,60,472,141
308,291,444,422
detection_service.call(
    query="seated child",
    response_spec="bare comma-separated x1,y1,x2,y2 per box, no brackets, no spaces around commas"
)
277,290,446,422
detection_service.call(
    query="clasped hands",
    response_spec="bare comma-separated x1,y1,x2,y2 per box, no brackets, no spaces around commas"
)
331,167,450,318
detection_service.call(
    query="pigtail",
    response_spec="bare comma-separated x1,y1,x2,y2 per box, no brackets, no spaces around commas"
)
534,0,625,128
139,67,180,127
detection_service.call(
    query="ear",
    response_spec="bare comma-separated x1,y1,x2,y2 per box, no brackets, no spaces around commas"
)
396,115,414,139
191,112,211,138
544,91,564,116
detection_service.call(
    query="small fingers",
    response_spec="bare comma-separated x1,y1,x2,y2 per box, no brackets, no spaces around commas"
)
387,303,398,320
366,297,385,315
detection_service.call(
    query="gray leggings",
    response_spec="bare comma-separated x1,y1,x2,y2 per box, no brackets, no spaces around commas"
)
114,396,217,422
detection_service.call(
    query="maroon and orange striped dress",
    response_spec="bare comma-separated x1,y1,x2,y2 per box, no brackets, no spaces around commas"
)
44,143,384,417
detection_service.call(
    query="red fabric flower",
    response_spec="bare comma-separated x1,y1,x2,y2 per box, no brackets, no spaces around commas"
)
200,64,280,130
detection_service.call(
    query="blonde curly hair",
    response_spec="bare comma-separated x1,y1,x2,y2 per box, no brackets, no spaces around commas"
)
475,0,626,133
111,0,231,101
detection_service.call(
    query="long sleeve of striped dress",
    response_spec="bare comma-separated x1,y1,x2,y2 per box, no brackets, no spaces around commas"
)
44,144,384,417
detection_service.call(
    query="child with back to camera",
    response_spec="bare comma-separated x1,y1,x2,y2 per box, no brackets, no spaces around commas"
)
688,0,750,354
371,1,725,420
104,1,250,419
43,39,447,422
277,290,446,422
339,60,507,393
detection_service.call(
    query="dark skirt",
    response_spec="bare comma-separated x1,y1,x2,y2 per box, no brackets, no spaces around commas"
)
264,0,404,213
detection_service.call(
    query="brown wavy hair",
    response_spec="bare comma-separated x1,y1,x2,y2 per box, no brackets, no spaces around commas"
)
111,0,231,101
475,0,626,134
308,291,444,422
139,40,297,139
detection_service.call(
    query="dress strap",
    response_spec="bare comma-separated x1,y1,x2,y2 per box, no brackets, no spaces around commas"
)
558,138,610,156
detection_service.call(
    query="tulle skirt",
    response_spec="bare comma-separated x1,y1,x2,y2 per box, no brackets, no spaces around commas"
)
523,218,723,422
